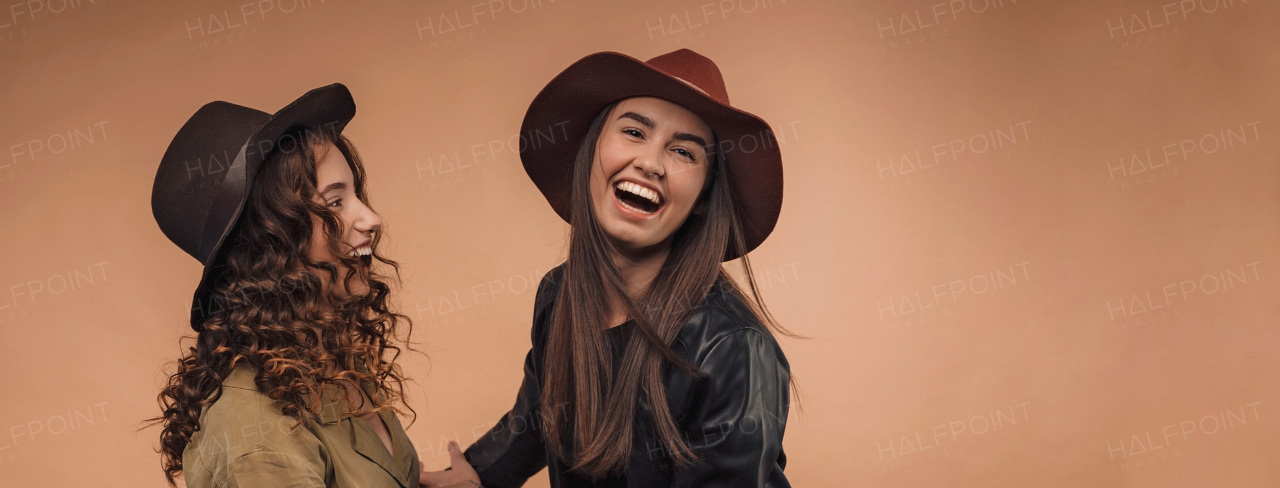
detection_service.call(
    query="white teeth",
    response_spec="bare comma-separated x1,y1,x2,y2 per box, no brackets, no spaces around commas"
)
614,181,662,205
349,247,372,258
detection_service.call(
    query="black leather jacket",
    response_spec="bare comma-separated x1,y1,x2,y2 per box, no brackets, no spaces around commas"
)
464,266,791,488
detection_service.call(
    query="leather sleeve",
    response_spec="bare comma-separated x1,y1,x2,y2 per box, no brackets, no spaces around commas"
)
671,327,791,488
463,269,561,488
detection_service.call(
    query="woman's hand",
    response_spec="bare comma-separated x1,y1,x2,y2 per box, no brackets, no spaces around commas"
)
419,441,483,488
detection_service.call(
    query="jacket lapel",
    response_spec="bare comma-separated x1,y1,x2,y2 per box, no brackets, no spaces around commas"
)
347,381,415,488
349,415,412,487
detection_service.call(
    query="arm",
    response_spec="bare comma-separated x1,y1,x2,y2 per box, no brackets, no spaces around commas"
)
672,328,791,488
224,449,328,488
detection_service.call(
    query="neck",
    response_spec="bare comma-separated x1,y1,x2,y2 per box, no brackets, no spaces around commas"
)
604,241,670,328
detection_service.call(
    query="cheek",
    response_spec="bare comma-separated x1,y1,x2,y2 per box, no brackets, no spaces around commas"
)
670,169,708,210
589,144,621,201
333,210,351,237
307,214,330,259
588,164,606,205
593,136,632,176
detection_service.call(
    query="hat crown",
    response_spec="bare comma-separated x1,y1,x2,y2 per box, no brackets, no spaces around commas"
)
644,49,730,105
152,102,269,263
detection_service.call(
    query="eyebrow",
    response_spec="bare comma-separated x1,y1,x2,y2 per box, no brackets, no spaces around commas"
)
673,132,708,148
617,111,653,129
319,181,347,194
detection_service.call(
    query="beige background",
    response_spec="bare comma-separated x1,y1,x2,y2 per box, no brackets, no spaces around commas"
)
2,0,1279,486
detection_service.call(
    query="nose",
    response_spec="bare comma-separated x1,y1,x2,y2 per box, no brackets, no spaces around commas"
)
633,145,665,179
353,200,382,235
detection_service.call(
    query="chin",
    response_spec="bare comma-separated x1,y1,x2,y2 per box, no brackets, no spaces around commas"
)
602,229,665,256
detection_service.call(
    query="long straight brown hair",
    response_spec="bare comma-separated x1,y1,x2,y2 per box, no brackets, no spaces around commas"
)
541,101,793,478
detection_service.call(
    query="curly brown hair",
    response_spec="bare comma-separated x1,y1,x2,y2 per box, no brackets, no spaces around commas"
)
147,127,416,486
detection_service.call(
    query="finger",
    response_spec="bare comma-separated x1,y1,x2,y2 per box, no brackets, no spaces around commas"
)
448,441,468,467
419,470,451,485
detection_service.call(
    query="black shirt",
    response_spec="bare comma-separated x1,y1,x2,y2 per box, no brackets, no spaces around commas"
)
560,321,631,488
465,266,792,488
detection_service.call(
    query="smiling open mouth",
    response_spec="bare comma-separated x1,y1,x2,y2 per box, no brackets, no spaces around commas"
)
614,181,663,214
349,246,373,265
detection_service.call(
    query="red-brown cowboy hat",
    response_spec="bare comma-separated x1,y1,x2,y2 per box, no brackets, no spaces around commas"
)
519,49,783,261
152,83,356,329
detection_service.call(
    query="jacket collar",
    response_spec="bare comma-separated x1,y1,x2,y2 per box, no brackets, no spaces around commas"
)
350,408,418,488
222,363,348,423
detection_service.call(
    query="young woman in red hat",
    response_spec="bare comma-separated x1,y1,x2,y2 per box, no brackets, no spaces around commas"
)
423,49,794,488
149,84,481,488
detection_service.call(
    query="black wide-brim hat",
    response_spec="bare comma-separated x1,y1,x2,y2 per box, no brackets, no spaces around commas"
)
152,83,356,329
519,49,783,261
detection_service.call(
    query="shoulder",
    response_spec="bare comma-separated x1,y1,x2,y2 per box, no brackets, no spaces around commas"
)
535,264,565,300
184,365,328,477
676,279,789,369
199,365,285,431
203,365,294,424
529,265,566,340
532,265,566,316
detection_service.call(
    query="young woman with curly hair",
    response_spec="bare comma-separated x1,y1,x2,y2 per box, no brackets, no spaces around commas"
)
148,84,479,488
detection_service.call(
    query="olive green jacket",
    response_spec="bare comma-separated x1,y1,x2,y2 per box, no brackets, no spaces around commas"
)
182,364,420,487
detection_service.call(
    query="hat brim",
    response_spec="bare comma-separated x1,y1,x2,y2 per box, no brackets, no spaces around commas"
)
519,52,783,261
189,83,356,326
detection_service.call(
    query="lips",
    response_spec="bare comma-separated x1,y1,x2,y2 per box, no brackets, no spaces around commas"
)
348,244,373,265
614,180,664,214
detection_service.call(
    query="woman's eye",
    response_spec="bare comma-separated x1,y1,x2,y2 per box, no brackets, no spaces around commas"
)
622,128,643,138
673,147,695,160
328,198,343,208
